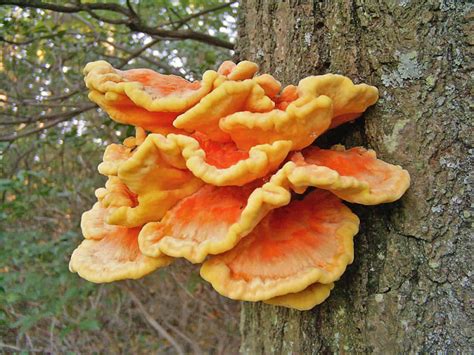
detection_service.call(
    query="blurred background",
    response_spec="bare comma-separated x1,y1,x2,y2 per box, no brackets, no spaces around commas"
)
0,1,241,353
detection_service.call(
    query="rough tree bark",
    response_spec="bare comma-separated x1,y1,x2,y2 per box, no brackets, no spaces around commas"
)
235,1,472,353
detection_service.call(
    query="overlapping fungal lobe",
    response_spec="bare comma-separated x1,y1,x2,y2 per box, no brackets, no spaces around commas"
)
264,282,335,311
71,59,411,309
97,128,146,176
200,190,359,302
70,224,172,284
139,184,263,264
297,74,379,128
98,143,134,176
106,133,205,227
288,145,411,204
95,176,137,210
70,180,171,283
138,174,293,264
218,74,379,153
219,92,333,151
185,133,292,186
173,78,275,142
84,60,219,133
217,60,259,81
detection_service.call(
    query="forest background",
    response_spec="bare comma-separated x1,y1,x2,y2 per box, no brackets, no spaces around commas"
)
0,1,241,353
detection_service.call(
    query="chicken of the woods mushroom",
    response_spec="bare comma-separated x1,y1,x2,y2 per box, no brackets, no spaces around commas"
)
70,60,410,311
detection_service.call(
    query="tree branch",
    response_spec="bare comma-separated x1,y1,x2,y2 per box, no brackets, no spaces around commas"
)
0,0,235,49
100,37,180,74
160,1,237,28
0,104,92,124
125,0,137,18
0,105,96,142
132,24,234,49
0,33,60,45
0,0,131,15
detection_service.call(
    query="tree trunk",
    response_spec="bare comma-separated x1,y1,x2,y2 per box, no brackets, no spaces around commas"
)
235,1,472,353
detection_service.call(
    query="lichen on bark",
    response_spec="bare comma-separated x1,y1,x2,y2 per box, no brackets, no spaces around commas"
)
235,1,473,353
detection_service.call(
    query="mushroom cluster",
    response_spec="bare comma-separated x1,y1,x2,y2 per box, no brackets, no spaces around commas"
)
70,60,410,310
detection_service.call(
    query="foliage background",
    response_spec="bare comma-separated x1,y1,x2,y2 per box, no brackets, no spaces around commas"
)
0,1,240,352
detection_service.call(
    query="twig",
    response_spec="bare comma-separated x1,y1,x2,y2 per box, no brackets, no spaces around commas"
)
0,104,93,125
49,318,56,353
0,104,96,142
0,33,60,45
125,286,185,355
0,342,29,352
163,319,203,355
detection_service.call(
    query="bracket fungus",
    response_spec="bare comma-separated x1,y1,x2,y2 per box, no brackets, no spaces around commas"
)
70,60,410,310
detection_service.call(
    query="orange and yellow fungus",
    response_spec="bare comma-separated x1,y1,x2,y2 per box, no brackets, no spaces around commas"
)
70,59,410,309
264,282,335,311
107,134,204,227
81,202,122,241
219,94,333,151
200,190,359,302
139,174,294,263
297,74,379,128
70,226,172,283
217,60,259,81
98,128,146,176
289,145,410,204
84,60,219,132
173,79,275,142
275,85,298,110
98,143,133,176
71,180,171,283
182,133,292,186
96,176,137,210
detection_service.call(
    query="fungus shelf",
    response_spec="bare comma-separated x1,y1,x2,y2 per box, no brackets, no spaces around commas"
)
70,60,410,310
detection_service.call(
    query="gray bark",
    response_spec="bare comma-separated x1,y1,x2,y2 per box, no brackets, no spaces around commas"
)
235,1,473,353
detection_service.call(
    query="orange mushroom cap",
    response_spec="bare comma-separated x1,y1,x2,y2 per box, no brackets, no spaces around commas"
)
220,74,378,150
84,60,219,132
98,128,146,176
138,175,292,263
217,60,259,81
289,145,411,205
297,74,379,128
73,190,171,283
219,94,333,151
173,79,275,142
81,202,123,240
107,134,204,227
82,177,137,241
184,132,291,186
264,282,335,311
70,226,172,283
97,176,137,209
98,143,134,177
200,190,359,301
84,60,219,112
88,90,184,134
